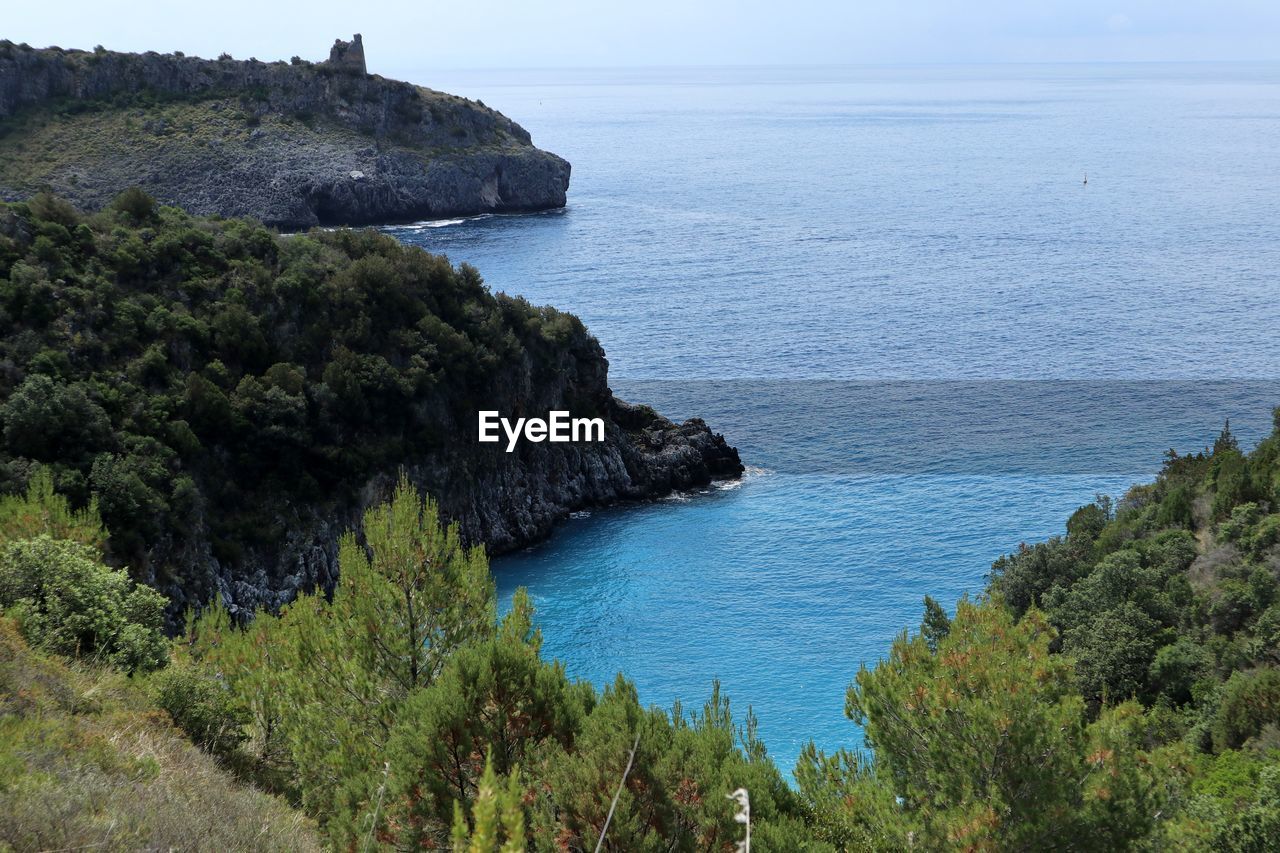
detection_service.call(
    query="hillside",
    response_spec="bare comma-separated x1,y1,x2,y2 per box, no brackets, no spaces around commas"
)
0,617,322,850
8,415,1280,850
4,294,1280,846
0,470,808,851
0,193,741,620
0,36,570,229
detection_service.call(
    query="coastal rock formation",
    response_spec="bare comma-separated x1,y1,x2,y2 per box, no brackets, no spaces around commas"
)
151,339,744,619
176,398,743,620
0,37,570,228
0,204,739,621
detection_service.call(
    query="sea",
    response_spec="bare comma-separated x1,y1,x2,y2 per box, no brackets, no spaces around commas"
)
381,64,1280,771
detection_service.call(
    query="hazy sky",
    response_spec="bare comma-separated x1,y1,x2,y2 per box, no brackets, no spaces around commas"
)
6,1,1280,75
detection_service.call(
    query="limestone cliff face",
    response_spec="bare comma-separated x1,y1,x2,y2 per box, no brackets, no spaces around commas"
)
0,37,570,228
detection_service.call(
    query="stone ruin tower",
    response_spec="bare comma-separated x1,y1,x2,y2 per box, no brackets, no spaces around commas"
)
327,34,366,74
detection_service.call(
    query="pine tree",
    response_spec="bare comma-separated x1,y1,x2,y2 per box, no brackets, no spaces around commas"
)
449,754,527,853
383,590,589,846
919,595,950,652
0,468,105,549
843,597,1162,849
193,475,496,837
187,598,293,779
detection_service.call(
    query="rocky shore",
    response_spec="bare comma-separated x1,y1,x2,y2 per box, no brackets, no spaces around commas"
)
0,36,570,228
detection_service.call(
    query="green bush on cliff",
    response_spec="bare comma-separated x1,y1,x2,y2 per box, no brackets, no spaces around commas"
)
148,660,249,757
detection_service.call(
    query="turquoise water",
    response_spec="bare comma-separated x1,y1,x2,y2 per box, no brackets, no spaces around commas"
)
384,65,1280,768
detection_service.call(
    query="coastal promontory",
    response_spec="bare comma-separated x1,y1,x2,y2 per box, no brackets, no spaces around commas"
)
0,197,740,619
0,36,571,229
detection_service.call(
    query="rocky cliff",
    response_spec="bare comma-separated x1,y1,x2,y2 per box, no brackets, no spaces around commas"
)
154,309,743,618
0,37,570,229
0,201,739,621
170,377,744,621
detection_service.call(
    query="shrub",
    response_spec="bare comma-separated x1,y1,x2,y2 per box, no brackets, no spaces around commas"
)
0,617,321,851
1212,668,1280,752
1211,580,1258,636
1219,502,1265,544
989,537,1089,618
149,662,248,757
111,186,158,222
0,535,167,672
0,468,104,550
1156,483,1195,528
1150,638,1207,705
448,754,526,852
1250,605,1280,664
0,375,112,465
26,192,80,228
1067,500,1110,543
1211,764,1280,851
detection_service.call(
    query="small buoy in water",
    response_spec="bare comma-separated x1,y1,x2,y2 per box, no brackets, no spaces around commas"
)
1083,172,1088,185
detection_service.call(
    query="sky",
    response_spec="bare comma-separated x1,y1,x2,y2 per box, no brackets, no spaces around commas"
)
5,1,1280,76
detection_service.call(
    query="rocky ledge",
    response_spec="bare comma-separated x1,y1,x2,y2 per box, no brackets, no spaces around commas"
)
0,36,570,228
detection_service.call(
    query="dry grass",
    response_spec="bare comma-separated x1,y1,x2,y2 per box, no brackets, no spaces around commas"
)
0,618,322,852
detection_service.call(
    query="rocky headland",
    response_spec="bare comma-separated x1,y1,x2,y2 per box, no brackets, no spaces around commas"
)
0,202,740,620
193,374,745,620
0,36,570,229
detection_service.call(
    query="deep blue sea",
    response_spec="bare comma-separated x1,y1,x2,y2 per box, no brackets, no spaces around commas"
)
384,65,1280,770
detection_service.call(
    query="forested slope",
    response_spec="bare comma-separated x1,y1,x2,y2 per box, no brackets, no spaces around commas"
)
5,408,1280,849
0,192,740,619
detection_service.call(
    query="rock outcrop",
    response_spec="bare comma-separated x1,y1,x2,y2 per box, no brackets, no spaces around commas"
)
0,202,741,620
0,37,570,228
148,332,744,619
168,399,743,620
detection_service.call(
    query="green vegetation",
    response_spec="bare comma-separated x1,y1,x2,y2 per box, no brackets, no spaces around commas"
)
0,96,501,203
0,471,165,672
0,192,587,581
0,618,321,850
6,192,1280,849
0,459,813,849
0,474,319,850
450,754,528,851
792,415,1280,850
7,411,1280,849
181,476,814,850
